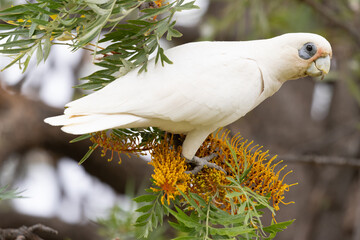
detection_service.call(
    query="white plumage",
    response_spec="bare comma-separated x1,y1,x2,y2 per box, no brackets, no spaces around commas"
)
45,33,332,161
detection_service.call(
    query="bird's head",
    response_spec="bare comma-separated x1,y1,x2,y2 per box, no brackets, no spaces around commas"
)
268,33,332,81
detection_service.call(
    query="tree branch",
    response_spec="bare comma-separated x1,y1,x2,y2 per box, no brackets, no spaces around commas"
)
0,224,57,240
300,0,360,47
0,86,153,194
280,154,360,168
0,211,101,240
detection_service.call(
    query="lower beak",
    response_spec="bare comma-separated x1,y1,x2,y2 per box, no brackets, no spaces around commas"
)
306,55,331,78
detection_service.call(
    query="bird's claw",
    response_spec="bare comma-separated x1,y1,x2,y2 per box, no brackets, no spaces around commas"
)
185,153,227,175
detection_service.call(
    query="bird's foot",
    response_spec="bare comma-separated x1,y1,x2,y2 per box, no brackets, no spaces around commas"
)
185,153,227,175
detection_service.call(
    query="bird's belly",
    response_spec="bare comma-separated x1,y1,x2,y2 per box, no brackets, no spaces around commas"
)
149,118,197,134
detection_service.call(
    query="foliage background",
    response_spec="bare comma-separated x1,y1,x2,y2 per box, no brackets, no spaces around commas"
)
0,0,360,239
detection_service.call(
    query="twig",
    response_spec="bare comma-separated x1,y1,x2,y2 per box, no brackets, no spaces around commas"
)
280,154,360,168
299,0,360,47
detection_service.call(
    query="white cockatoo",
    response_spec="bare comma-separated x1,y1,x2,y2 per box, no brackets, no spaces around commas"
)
45,33,332,173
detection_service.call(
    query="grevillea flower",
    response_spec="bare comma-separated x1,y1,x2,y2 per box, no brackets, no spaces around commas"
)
190,131,296,211
149,136,191,205
149,130,295,211
154,0,166,7
91,129,295,212
90,130,158,163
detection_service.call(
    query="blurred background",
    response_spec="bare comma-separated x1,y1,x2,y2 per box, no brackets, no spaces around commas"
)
0,0,360,239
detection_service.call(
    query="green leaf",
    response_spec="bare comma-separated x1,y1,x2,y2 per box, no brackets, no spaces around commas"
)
88,3,111,15
22,54,32,73
1,52,26,71
155,46,173,66
29,21,38,37
0,29,31,36
30,18,49,26
210,213,247,226
209,225,255,237
75,81,106,90
76,0,116,48
58,17,78,26
178,191,203,214
76,16,107,47
0,24,18,30
133,194,157,203
0,39,36,48
168,221,192,233
263,219,295,239
0,5,29,15
36,42,43,64
166,22,183,41
134,221,147,227
0,185,23,201
24,4,54,15
135,212,151,223
225,191,243,199
136,204,153,213
154,18,170,37
174,1,200,11
167,206,202,229
172,236,203,240
85,0,111,4
43,36,51,61
0,47,31,54
139,4,173,20
78,143,98,165
37,0,62,9
69,134,92,143
189,192,207,206
134,192,166,239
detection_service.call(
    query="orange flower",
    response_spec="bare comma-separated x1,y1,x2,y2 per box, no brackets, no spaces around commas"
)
189,130,296,211
149,136,190,205
154,0,166,7
90,130,158,163
91,129,295,212
149,130,295,211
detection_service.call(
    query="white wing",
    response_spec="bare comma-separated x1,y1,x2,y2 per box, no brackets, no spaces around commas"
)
62,42,264,130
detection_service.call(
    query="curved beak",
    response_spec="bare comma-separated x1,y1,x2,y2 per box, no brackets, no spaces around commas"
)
306,55,331,79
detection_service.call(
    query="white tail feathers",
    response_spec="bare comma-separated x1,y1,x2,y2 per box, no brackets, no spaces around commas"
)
44,114,145,135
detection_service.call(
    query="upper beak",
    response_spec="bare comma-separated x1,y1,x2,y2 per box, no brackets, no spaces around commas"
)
306,55,331,78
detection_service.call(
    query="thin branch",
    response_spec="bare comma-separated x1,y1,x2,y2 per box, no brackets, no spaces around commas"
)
0,86,153,194
280,154,360,168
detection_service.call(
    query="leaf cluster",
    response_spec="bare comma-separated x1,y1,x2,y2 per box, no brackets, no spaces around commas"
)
78,0,198,90
133,188,169,239
98,201,167,240
0,0,198,90
134,184,294,240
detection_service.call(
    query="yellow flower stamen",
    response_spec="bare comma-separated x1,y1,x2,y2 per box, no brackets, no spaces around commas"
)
149,135,190,205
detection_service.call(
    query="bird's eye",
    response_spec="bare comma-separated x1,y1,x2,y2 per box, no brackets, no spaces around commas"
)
299,42,317,60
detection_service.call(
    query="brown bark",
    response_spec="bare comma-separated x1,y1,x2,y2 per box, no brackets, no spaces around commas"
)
0,211,100,240
0,86,153,194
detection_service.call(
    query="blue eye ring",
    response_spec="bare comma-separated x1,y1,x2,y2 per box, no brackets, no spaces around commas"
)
299,42,317,60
